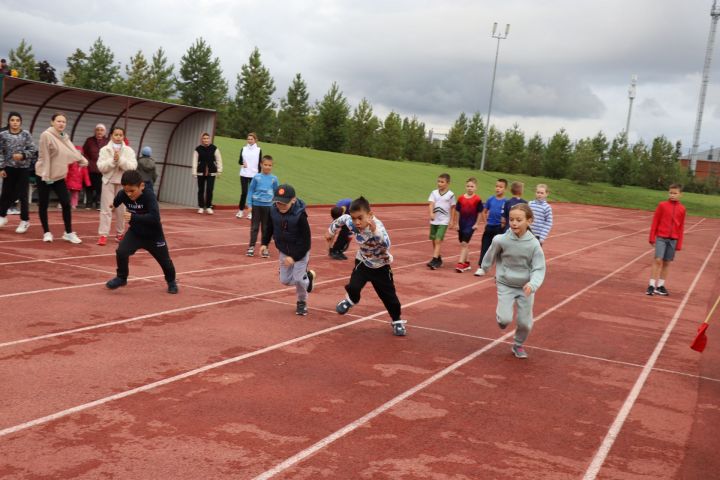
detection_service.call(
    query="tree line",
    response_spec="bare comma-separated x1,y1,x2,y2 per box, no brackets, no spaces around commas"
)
4,37,717,194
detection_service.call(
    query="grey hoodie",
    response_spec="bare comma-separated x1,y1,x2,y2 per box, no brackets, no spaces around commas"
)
481,229,546,292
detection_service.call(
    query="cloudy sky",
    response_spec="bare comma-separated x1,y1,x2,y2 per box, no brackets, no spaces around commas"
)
2,0,719,152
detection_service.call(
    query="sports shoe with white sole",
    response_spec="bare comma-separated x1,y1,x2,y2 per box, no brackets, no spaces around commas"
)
336,298,354,315
62,232,82,244
474,268,485,276
247,212,252,220
391,319,407,336
15,221,30,234
655,285,669,296
296,301,308,316
512,344,528,359
0,216,7,227
236,210,244,218
246,246,255,257
197,208,204,214
645,285,655,296
306,270,316,293
43,232,53,242
205,207,214,215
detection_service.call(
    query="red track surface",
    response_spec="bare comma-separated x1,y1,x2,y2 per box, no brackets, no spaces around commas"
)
0,203,718,479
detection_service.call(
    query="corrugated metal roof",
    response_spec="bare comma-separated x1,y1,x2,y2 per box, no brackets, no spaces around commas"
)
0,76,216,206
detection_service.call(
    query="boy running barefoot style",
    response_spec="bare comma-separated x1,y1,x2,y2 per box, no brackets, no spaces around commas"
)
475,178,507,276
267,184,315,316
646,184,686,296
106,170,178,294
528,184,553,246
427,173,456,269
479,204,546,359
454,177,484,272
327,196,407,336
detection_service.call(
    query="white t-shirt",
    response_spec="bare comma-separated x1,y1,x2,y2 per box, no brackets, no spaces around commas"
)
428,189,456,225
239,143,261,178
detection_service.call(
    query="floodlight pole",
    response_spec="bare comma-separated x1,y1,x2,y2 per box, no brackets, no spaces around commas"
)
479,22,510,171
691,0,720,173
625,74,637,137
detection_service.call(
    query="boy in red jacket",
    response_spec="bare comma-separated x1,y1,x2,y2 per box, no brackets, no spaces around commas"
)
647,184,686,296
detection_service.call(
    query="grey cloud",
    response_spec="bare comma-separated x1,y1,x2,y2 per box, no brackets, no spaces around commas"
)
638,98,668,117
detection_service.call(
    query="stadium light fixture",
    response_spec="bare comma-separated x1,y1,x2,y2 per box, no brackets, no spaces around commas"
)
480,22,510,171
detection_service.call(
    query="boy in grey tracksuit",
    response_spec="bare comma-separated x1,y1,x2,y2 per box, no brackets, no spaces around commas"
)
480,226,545,359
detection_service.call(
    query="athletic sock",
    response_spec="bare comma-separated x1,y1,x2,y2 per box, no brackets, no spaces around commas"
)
657,279,665,287
649,279,656,287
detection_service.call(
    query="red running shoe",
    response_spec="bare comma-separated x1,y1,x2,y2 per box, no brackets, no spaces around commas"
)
97,235,107,246
116,233,124,242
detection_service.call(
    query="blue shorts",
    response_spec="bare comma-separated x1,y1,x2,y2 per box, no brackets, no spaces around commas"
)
655,237,677,261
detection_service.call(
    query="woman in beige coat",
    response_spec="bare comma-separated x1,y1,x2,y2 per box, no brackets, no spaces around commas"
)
35,112,88,244
96,126,137,245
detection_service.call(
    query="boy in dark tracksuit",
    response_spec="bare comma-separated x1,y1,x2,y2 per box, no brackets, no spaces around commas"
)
106,170,177,293
267,184,315,316
328,197,352,260
326,196,407,336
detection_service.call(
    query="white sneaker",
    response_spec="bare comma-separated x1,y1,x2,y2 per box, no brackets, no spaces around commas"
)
197,208,204,214
7,207,20,215
0,216,7,227
43,232,53,242
15,221,30,234
235,210,243,218
474,268,485,276
206,207,214,215
247,212,252,220
62,232,82,244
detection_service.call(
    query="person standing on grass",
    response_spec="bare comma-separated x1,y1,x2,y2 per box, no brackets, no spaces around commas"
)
427,173,456,270
82,124,108,210
246,155,278,258
479,204,545,359
475,178,507,276
454,177,484,272
237,132,261,219
501,181,527,232
105,170,178,294
267,184,315,316
96,127,137,246
0,111,36,234
35,112,88,244
327,196,407,336
192,133,223,214
646,183,686,297
528,183,553,246
328,197,353,260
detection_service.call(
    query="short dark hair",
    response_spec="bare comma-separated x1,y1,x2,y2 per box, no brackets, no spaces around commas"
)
497,178,508,187
330,206,344,219
510,181,524,195
349,196,371,213
438,173,450,182
7,111,22,124
51,112,67,121
669,183,683,191
111,126,125,136
201,132,210,137
121,170,143,186
262,155,273,162
466,177,477,184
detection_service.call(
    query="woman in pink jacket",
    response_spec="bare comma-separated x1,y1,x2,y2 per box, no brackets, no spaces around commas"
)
96,126,137,246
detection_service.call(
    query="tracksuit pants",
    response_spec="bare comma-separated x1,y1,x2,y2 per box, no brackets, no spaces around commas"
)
345,260,402,321
116,229,176,282
279,252,310,301
496,282,534,346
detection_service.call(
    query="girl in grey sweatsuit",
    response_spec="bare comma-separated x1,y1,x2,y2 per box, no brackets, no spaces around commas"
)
480,203,546,359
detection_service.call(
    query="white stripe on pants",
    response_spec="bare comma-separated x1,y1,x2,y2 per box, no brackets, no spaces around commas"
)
279,252,310,301
99,182,125,236
496,282,534,346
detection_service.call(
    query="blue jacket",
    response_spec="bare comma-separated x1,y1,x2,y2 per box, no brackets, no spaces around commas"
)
247,173,279,207
268,198,311,261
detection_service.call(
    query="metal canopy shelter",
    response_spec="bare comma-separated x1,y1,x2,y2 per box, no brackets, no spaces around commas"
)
0,76,216,206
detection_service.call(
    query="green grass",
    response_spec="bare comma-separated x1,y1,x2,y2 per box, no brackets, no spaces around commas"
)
212,137,720,218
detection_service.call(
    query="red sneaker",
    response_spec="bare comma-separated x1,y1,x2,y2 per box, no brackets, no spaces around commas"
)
115,233,124,242
97,236,107,246
455,262,465,272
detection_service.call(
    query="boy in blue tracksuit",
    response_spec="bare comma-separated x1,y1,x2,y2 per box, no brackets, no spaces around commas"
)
246,155,279,258
328,197,352,260
267,184,315,316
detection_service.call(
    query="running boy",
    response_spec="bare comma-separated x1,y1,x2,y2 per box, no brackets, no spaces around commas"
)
646,183,686,296
328,197,352,260
501,181,527,231
267,184,315,315
479,204,546,359
528,184,553,245
475,178,507,276
327,196,407,336
246,155,279,258
106,170,178,294
454,177,483,272
428,173,456,269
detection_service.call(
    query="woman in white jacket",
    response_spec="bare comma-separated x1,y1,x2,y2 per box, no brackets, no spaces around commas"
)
96,126,137,245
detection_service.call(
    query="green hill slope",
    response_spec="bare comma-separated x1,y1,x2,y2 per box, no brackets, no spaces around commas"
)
211,137,720,217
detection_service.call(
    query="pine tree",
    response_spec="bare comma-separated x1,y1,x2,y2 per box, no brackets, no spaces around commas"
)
442,113,468,167
377,112,404,160
277,73,311,146
62,48,89,86
524,133,545,176
591,131,609,181
403,117,428,162
233,47,277,140
499,124,526,173
312,82,350,152
148,48,176,101
607,133,633,187
464,113,484,169
36,61,58,84
116,50,151,97
8,39,39,80
85,38,121,91
543,129,572,179
177,38,228,109
643,135,677,189
346,98,379,156
569,137,598,185
483,126,504,171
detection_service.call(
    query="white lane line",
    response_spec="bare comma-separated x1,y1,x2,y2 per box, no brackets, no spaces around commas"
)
582,232,720,480
252,246,656,480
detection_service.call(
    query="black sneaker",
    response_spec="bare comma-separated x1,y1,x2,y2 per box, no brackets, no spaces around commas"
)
306,270,316,293
106,277,128,289
645,285,655,296
296,301,308,316
167,280,179,294
329,251,345,260
429,257,443,270
655,285,669,296
246,246,255,257
391,320,407,336
338,252,348,260
427,257,437,268
336,298,353,315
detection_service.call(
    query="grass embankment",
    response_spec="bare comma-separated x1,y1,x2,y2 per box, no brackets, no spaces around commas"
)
211,137,720,218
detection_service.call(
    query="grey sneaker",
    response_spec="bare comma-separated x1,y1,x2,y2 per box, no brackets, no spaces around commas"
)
62,232,82,244
336,298,353,315
512,344,528,359
296,301,308,316
391,319,407,336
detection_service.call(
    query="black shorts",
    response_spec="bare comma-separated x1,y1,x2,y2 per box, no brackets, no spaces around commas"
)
458,229,475,243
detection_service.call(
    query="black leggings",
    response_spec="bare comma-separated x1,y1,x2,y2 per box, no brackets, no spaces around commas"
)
238,176,251,210
479,224,504,265
116,229,176,282
0,167,30,221
197,175,216,208
37,180,72,233
345,260,402,321
249,205,272,246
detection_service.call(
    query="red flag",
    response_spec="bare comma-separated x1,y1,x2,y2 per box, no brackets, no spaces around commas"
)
691,323,709,352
